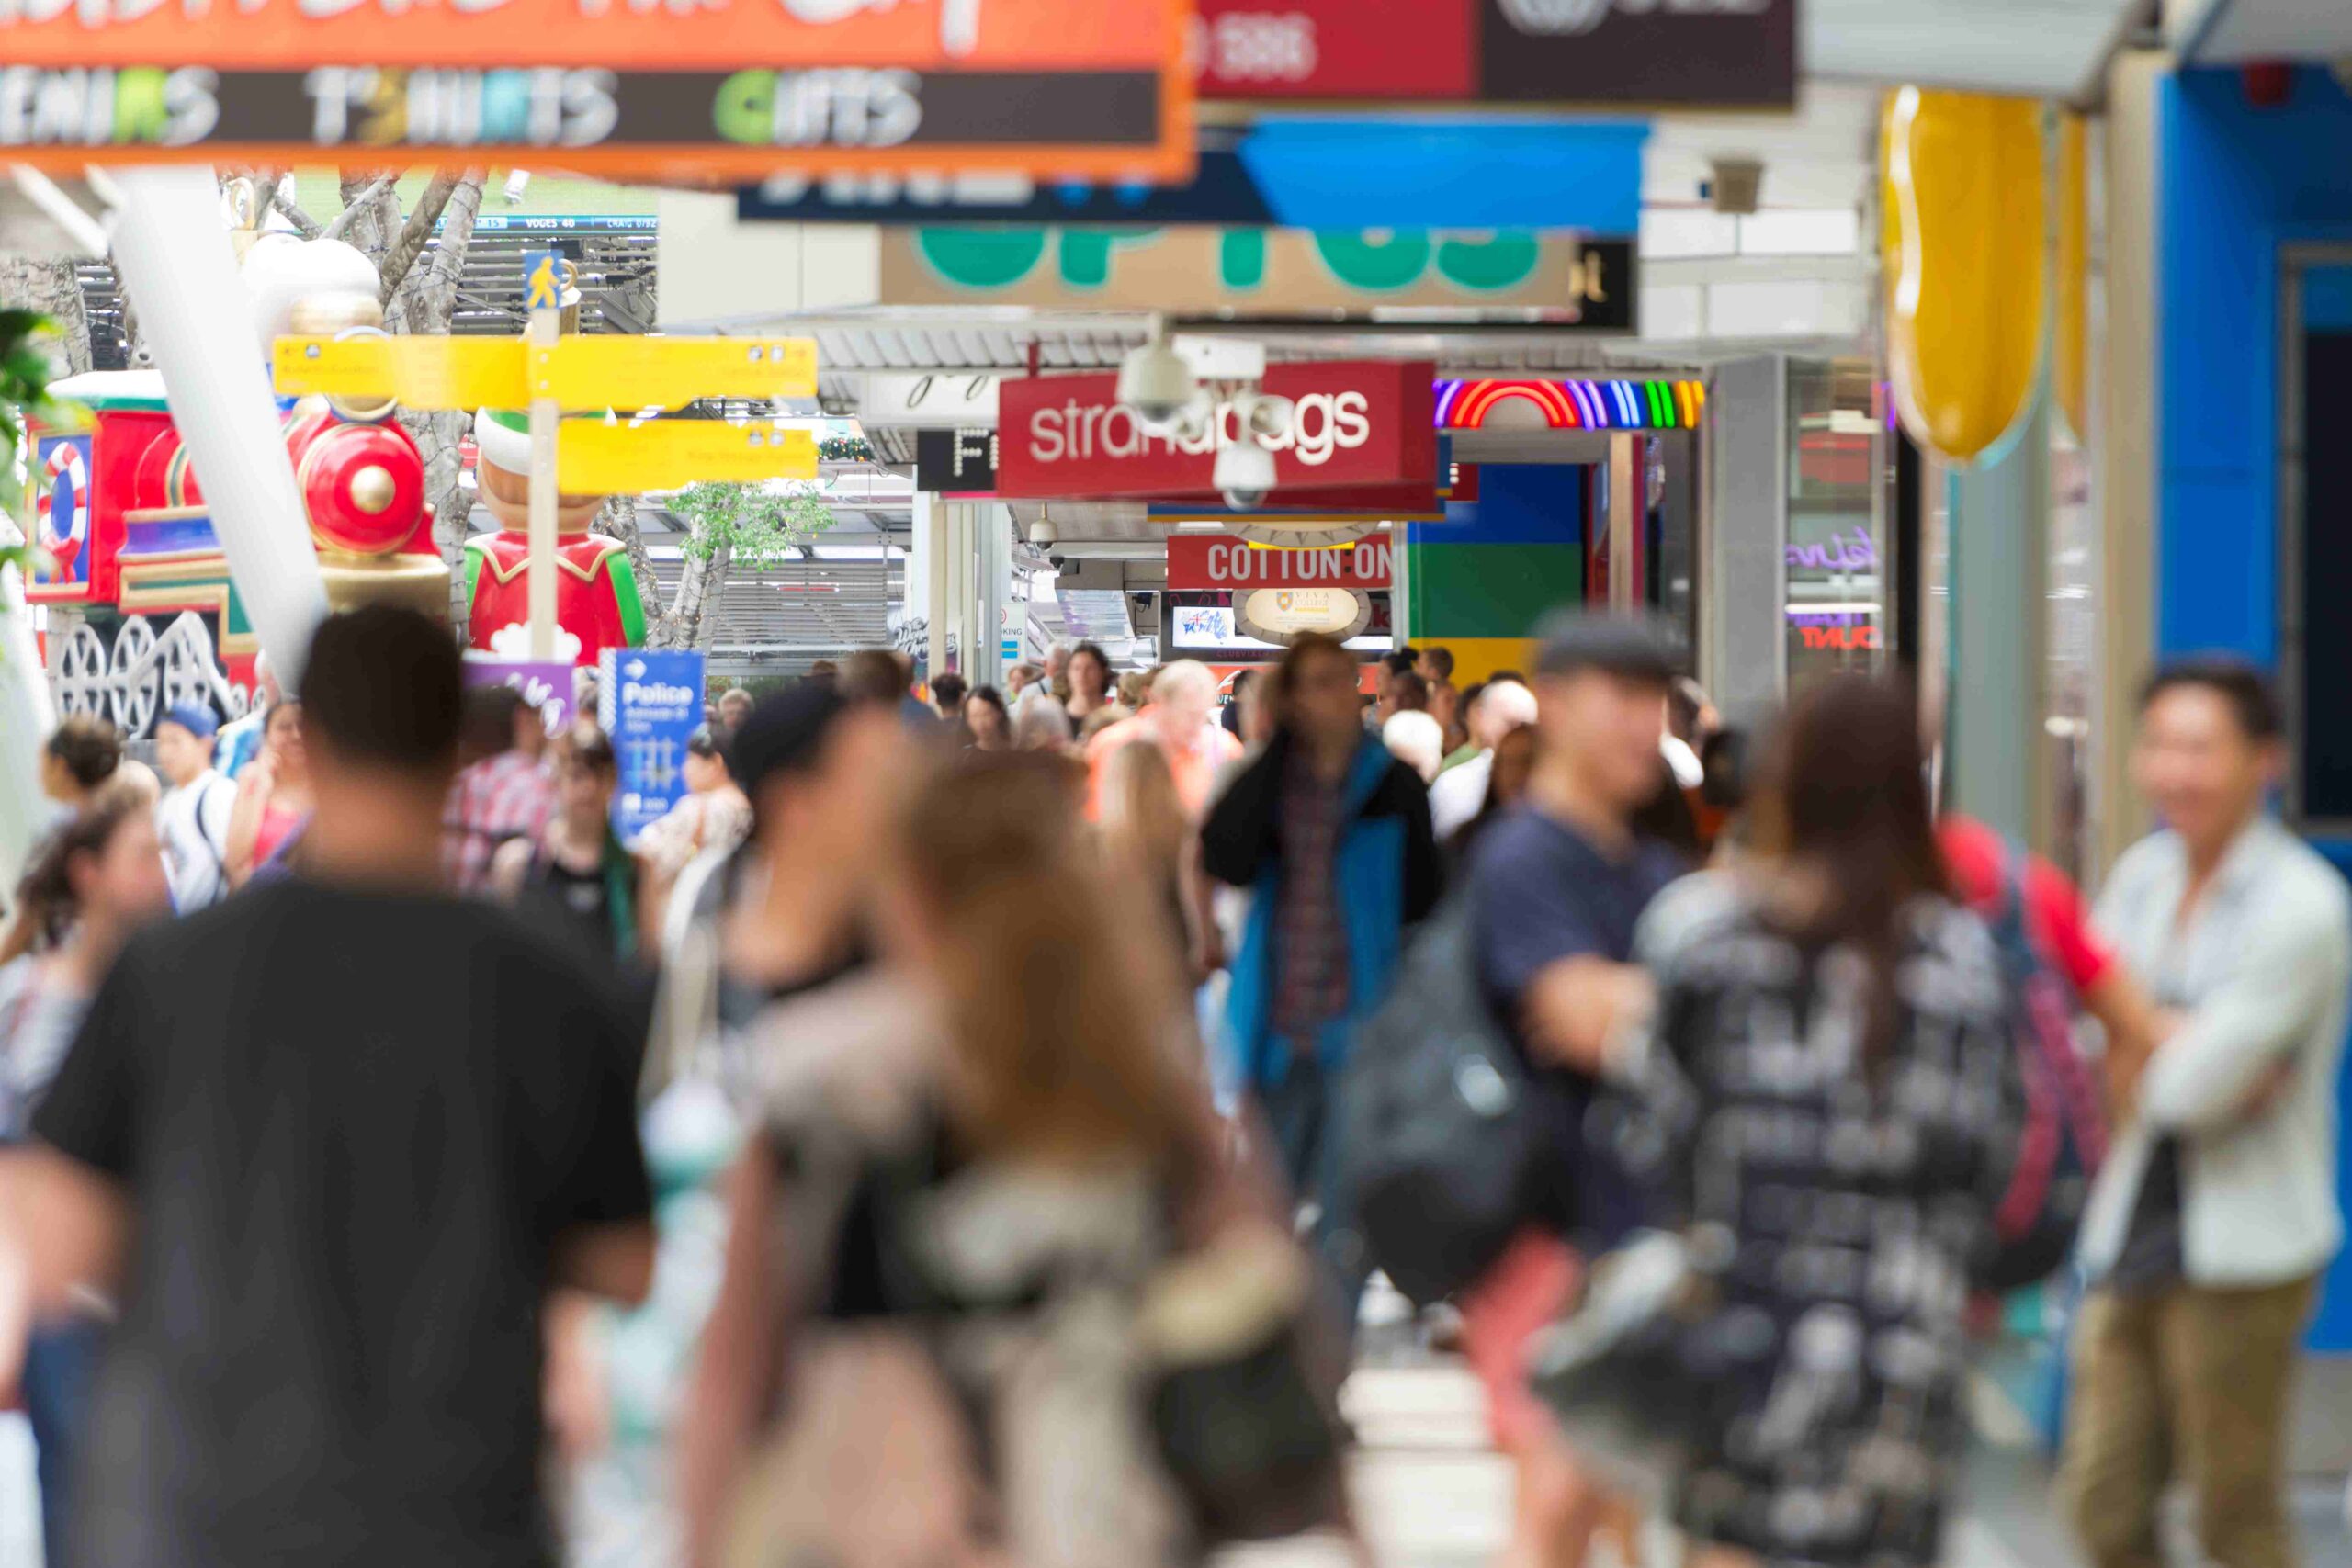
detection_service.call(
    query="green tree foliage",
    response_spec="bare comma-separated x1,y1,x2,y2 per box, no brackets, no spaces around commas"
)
667,480,833,566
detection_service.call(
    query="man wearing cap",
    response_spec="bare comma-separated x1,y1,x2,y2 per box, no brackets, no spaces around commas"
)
1457,611,1686,1568
154,703,235,912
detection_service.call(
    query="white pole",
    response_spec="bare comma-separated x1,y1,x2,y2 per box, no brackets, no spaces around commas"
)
107,165,328,683
526,307,560,661
0,527,56,888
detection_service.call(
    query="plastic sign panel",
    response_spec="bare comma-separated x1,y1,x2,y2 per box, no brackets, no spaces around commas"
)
741,120,1646,232
556,422,819,491
1193,0,1793,107
997,361,1436,501
882,229,1633,327
463,657,574,739
273,334,820,410
1237,586,1367,642
914,428,1000,494
0,0,1193,177
1166,534,1394,591
600,648,705,844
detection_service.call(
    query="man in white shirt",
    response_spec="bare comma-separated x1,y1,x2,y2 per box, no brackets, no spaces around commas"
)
153,703,235,912
2064,657,2352,1568
1429,676,1538,840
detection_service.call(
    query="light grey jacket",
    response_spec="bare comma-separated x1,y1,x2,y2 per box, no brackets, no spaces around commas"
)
2082,817,2352,1287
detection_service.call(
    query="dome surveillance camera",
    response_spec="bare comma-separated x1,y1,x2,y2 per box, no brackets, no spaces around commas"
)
1116,334,1203,430
1027,516,1058,546
1214,437,1276,513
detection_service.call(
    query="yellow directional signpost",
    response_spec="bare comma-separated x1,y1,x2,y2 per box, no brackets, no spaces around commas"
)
276,269,820,657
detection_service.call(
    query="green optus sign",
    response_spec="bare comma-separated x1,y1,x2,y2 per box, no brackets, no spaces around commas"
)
878,225,1634,328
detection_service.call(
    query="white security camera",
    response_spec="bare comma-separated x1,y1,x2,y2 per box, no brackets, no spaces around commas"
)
1116,322,1204,430
1234,390,1295,446
1027,515,1058,546
1215,438,1276,512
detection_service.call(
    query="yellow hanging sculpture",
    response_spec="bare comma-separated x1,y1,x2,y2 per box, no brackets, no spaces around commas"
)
1882,89,2049,464
2054,112,2090,442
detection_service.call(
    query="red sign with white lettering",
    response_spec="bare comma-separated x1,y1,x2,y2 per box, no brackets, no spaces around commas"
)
996,360,1436,500
1167,534,1394,591
1193,1,1468,99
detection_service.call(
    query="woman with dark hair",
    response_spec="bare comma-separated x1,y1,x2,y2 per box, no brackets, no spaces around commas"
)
223,698,311,886
1447,721,1536,866
1595,677,2031,1568
0,788,170,1566
1066,640,1114,723
492,728,641,965
963,684,1012,750
39,716,123,811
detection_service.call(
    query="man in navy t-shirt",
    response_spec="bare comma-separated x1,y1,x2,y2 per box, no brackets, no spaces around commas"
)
1460,611,1686,1568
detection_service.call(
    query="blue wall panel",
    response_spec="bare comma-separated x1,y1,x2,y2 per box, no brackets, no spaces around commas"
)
2160,65,2352,1349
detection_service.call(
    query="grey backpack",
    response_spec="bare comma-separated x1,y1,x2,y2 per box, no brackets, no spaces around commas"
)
1336,893,1545,1306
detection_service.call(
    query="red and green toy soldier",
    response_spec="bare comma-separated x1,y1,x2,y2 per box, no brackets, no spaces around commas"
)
462,408,646,667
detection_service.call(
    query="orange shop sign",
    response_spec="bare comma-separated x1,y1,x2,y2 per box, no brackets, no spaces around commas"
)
0,0,1192,178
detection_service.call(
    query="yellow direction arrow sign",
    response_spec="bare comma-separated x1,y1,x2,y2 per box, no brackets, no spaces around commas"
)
277,335,527,407
557,422,820,491
540,338,819,406
274,334,819,410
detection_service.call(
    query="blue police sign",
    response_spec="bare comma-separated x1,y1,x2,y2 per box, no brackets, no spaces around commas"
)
599,648,706,843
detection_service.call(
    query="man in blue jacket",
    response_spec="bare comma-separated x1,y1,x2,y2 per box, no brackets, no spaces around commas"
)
1203,632,1439,1318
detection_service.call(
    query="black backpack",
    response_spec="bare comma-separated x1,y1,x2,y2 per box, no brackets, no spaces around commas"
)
1978,842,2109,1291
1334,892,1545,1306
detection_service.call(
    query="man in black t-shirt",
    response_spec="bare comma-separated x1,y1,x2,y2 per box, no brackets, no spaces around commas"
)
1,606,654,1568
1460,611,1682,1568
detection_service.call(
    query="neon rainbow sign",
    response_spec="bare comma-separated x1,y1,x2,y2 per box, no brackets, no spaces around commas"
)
1433,378,1706,432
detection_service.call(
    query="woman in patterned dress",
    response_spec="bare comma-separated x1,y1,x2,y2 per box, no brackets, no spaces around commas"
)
1600,677,2032,1568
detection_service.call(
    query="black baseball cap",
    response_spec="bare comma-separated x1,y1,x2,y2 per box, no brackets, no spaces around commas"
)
728,682,848,807
1532,609,1677,686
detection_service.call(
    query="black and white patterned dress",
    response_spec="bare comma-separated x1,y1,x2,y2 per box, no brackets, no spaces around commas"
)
1599,874,2028,1568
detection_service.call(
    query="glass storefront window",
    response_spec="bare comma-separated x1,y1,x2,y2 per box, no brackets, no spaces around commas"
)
1784,358,1889,689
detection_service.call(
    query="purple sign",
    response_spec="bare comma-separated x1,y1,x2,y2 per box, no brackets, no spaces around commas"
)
464,658,576,738
1785,525,1879,573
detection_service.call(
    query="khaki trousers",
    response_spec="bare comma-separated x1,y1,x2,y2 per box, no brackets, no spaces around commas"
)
2060,1275,2319,1568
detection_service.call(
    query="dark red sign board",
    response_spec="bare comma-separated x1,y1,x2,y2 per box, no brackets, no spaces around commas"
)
1193,0,1467,100
1193,0,1793,108
1167,533,1395,591
996,360,1437,501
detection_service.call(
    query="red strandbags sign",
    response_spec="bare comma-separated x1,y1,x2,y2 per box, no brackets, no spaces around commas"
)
996,360,1436,500
1167,533,1394,590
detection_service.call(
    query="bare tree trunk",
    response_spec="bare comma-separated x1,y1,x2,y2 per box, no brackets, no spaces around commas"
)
694,540,732,652
662,535,732,650
334,172,402,265
0,256,91,375
594,493,662,626
396,171,484,335
401,406,473,625
378,171,458,308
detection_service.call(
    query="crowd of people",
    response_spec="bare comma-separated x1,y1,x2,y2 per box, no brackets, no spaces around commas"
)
0,601,2344,1568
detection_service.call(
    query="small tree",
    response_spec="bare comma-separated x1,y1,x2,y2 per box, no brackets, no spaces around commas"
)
600,481,832,650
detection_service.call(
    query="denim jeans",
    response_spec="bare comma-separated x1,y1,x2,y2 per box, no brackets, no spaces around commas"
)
21,1319,97,1568
1256,1053,1370,1343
